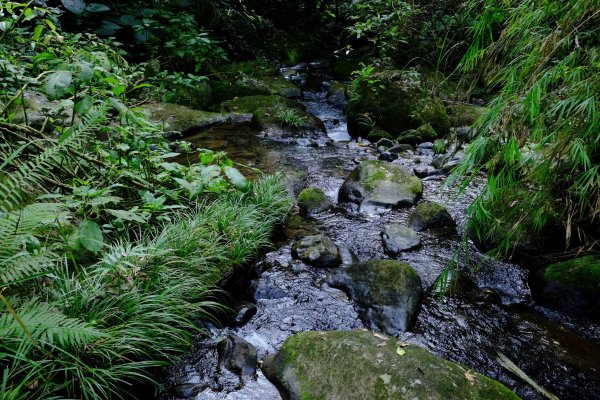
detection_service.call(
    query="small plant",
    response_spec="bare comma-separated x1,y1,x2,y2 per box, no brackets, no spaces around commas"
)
433,139,447,155
274,108,308,129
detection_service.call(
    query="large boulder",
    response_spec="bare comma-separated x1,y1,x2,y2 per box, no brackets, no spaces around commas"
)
338,160,423,210
326,82,347,106
409,201,455,232
217,334,257,377
8,91,74,129
534,255,600,317
292,235,342,268
347,69,450,138
211,61,302,102
143,102,251,135
327,260,423,334
220,95,324,133
446,104,488,128
262,330,520,400
382,225,421,255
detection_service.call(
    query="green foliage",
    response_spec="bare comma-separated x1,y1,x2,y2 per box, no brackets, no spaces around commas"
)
0,4,291,398
451,0,600,255
345,0,417,58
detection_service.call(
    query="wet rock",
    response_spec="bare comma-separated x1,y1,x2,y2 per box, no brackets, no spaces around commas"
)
446,103,488,127
432,152,464,172
347,69,450,137
218,334,258,377
143,102,250,135
455,126,474,139
234,303,258,326
382,224,421,255
297,187,332,214
263,330,520,400
413,165,446,178
211,61,302,102
326,82,347,106
338,160,423,209
378,152,398,162
171,383,207,398
418,142,434,149
328,260,423,334
409,201,455,232
376,138,395,149
534,255,600,317
292,235,342,268
8,91,74,129
388,143,414,154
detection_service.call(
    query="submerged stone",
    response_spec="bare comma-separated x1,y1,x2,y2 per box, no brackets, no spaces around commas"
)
262,330,520,400
327,260,423,334
338,160,423,210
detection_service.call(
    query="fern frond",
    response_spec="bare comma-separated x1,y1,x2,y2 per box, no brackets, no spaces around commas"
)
0,299,106,349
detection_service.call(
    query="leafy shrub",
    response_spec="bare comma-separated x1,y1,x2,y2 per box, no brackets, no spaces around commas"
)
451,0,600,255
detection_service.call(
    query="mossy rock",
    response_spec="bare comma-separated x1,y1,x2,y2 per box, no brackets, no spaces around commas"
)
143,102,249,134
292,235,341,268
416,123,438,142
409,201,455,232
396,129,422,146
446,104,488,128
326,82,347,106
262,330,521,400
368,127,395,142
220,95,323,132
327,260,422,334
297,188,332,213
211,61,301,102
537,255,600,316
347,69,450,138
338,160,423,210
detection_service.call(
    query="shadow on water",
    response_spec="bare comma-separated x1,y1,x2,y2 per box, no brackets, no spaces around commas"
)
159,75,600,400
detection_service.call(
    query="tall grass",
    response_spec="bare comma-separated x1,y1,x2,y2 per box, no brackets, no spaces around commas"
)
0,175,290,399
450,0,599,256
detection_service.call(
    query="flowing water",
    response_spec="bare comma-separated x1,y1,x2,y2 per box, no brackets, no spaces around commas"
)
159,68,600,400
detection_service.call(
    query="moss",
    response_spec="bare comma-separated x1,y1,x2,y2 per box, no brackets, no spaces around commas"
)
143,102,234,132
416,123,438,141
543,255,600,291
346,260,419,301
367,127,394,141
446,104,488,127
409,201,455,232
297,188,331,213
265,330,520,400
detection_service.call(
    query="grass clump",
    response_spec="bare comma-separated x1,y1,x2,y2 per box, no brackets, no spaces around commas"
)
274,108,308,129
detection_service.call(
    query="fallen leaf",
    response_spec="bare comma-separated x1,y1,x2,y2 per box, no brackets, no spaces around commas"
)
465,370,476,386
373,332,389,341
396,347,406,356
379,374,391,385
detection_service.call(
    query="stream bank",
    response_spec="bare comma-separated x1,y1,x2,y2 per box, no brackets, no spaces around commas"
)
158,65,600,400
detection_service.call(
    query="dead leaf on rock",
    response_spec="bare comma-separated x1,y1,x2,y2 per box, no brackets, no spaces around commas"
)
465,370,476,386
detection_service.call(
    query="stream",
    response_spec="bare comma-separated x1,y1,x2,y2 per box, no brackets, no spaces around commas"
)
159,66,600,400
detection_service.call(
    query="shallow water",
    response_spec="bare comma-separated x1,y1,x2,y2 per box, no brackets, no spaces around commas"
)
160,76,600,400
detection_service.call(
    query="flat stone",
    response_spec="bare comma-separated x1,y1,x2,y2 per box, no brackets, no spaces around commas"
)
382,224,421,255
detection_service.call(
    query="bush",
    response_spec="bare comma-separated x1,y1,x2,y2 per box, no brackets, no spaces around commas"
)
451,0,600,255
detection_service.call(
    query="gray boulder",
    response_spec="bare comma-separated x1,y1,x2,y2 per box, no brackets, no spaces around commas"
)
382,225,421,255
338,160,422,210
327,260,423,334
292,235,342,268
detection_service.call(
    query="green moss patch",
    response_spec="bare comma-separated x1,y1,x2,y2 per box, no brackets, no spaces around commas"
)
543,255,600,291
